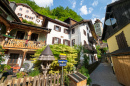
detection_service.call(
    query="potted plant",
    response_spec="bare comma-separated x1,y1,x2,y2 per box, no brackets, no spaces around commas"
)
0,64,11,78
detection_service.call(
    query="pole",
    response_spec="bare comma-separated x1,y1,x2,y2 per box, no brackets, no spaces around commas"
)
62,66,63,86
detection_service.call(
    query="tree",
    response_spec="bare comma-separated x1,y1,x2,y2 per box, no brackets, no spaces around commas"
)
9,0,83,22
32,44,78,74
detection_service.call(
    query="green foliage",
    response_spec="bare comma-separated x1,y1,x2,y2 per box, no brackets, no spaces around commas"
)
32,44,78,74
83,54,89,68
22,19,38,26
73,45,83,67
0,46,5,64
79,66,91,85
16,72,27,78
28,70,40,77
102,40,107,43
96,45,101,59
64,75,70,86
0,64,11,73
9,0,82,22
102,47,108,53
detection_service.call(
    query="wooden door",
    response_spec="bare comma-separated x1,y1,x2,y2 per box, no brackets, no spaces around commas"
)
8,53,19,67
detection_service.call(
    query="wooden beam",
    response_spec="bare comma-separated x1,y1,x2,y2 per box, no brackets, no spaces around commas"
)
21,50,27,67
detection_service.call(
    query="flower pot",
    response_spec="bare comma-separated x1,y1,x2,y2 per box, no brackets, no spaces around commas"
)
0,73,3,79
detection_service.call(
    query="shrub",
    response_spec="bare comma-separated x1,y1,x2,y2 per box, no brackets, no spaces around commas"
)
16,72,27,78
79,66,91,85
22,19,38,26
32,44,78,74
0,64,11,73
28,69,40,77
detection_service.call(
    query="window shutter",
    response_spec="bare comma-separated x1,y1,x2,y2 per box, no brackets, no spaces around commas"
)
52,37,55,44
59,38,61,44
68,40,70,46
59,27,61,32
63,39,65,44
64,29,65,33
54,25,56,30
116,31,128,49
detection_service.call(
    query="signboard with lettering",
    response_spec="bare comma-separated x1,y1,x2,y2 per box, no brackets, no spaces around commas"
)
59,53,67,60
58,60,67,66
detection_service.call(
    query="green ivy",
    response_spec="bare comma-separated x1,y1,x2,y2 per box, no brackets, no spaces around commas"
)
32,44,78,74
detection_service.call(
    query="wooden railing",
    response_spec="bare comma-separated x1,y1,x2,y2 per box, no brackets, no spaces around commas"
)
3,39,45,50
0,73,60,86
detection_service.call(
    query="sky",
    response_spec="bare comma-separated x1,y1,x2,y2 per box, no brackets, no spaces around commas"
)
33,0,118,24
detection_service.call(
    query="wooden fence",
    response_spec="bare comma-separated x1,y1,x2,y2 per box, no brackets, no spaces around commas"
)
0,73,60,86
112,55,130,86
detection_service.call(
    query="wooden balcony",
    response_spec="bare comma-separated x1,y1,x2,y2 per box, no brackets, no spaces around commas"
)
2,39,45,50
84,44,93,51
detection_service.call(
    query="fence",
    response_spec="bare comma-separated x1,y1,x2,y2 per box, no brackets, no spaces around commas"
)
0,73,60,86
112,55,130,86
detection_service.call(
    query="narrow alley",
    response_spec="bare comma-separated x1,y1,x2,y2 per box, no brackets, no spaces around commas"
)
90,63,122,86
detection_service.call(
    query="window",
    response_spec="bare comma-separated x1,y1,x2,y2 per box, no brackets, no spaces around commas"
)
31,33,38,41
87,27,88,30
72,39,75,46
63,39,70,46
84,40,86,45
54,25,61,32
30,17,33,20
25,15,29,18
52,37,61,44
8,53,19,67
19,8,22,11
116,31,128,49
16,31,25,39
17,13,22,16
26,53,34,60
26,10,29,13
83,30,86,36
36,19,40,23
72,28,75,34
64,29,69,34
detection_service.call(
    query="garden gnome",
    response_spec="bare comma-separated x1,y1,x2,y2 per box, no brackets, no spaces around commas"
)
38,45,55,76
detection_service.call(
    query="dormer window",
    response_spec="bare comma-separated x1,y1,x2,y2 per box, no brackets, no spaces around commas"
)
26,10,29,13
19,8,22,11
54,25,61,32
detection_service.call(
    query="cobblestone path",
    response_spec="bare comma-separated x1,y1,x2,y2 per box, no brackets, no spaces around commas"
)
90,63,122,86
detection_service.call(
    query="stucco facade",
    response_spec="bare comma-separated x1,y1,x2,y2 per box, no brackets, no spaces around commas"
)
107,24,130,53
15,4,43,26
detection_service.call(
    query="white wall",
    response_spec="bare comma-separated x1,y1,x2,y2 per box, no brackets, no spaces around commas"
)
15,5,43,26
46,21,70,45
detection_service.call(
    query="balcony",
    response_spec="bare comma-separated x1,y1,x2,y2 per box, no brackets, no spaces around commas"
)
3,39,45,50
84,44,93,51
88,37,96,44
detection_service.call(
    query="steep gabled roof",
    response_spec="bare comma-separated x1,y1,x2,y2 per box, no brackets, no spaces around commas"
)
0,0,21,22
102,0,130,40
71,20,97,40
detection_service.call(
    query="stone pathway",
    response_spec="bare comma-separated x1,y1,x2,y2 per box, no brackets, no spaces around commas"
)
90,63,122,86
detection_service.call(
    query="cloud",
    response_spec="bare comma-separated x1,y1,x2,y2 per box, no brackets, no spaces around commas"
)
92,0,98,7
34,0,53,7
91,14,100,24
80,0,84,6
72,1,76,8
101,17,105,23
80,5,93,15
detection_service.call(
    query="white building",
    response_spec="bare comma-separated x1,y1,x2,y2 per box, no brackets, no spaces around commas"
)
5,2,98,68
10,2,43,26
94,19,103,36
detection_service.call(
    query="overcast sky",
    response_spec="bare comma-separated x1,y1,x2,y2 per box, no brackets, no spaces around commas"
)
33,0,118,24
